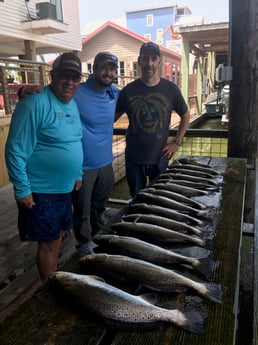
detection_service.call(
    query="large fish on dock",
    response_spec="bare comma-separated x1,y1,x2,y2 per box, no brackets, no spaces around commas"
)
123,203,204,226
122,213,202,236
49,271,204,333
151,182,209,197
134,191,207,216
141,187,206,210
169,162,220,176
167,167,216,179
79,254,222,304
156,178,219,191
158,172,218,186
176,157,218,170
93,234,214,276
108,222,210,248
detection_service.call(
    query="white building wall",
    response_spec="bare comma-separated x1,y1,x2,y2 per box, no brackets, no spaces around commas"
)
0,0,81,56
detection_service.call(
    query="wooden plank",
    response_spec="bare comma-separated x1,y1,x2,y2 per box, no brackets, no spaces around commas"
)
0,157,246,345
253,159,258,344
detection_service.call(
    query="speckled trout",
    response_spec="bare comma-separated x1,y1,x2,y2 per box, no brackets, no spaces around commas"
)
122,213,202,236
79,254,221,304
133,191,206,216
123,203,204,226
49,271,204,333
109,222,210,248
141,187,206,210
151,182,209,197
93,234,214,276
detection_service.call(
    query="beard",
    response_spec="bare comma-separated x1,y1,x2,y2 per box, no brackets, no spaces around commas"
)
94,74,113,87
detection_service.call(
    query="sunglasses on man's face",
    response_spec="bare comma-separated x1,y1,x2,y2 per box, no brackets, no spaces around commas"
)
57,73,81,82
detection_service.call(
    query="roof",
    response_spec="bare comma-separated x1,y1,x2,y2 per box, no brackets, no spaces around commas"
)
179,22,229,55
81,21,181,59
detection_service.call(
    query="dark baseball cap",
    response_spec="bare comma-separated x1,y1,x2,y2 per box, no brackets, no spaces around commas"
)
52,52,82,75
140,42,160,56
93,52,118,68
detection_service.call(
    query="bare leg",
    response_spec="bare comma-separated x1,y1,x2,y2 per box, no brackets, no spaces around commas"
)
36,234,63,282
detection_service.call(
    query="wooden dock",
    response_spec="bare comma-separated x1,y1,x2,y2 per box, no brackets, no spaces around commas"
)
0,157,247,344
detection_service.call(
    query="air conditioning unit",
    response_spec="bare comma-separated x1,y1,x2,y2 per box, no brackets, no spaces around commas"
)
36,2,57,20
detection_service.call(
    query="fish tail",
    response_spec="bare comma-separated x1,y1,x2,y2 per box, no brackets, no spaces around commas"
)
193,257,215,276
203,282,222,303
204,239,213,250
177,311,204,334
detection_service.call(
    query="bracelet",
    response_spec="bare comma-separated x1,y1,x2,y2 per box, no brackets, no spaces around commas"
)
173,139,182,147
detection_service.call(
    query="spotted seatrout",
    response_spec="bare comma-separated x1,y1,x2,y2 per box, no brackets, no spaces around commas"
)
93,234,214,276
80,254,222,304
49,271,204,333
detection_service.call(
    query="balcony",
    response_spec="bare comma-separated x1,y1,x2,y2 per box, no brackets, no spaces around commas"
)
22,18,68,35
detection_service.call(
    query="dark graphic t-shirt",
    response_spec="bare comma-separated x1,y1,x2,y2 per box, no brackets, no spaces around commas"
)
116,78,188,164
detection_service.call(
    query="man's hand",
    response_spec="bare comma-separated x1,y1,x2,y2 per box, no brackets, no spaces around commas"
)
16,194,35,209
162,142,179,160
19,86,41,99
74,180,82,191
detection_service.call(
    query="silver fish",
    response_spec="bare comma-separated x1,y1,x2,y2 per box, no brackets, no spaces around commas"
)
122,213,202,236
109,222,209,248
134,191,206,215
176,158,214,168
93,234,214,276
167,167,216,179
159,172,218,186
157,178,218,190
141,187,206,210
49,271,204,333
151,182,209,197
123,203,204,226
79,254,221,304
169,162,220,176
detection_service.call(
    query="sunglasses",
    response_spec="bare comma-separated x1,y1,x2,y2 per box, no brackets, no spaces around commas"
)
57,73,81,82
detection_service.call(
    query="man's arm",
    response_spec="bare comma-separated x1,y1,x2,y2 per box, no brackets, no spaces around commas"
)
162,110,190,159
174,110,190,144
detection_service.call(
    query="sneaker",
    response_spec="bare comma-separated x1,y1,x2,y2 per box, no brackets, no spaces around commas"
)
76,241,96,257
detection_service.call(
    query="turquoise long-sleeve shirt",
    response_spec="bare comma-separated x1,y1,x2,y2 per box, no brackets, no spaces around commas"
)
5,86,83,199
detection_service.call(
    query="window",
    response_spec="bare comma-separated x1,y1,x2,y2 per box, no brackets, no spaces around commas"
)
146,14,153,27
50,0,63,22
133,62,138,77
87,63,92,74
144,33,151,40
176,8,185,16
156,29,163,44
119,61,125,76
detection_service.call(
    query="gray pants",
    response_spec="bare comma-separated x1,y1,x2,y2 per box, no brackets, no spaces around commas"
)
72,164,114,245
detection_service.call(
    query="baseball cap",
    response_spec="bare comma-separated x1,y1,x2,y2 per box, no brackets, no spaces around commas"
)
52,52,82,75
140,42,160,56
93,52,118,68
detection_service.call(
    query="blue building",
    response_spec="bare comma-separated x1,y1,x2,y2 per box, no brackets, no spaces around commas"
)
126,5,203,52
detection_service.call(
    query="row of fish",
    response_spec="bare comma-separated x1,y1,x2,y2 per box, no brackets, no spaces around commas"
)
49,158,223,334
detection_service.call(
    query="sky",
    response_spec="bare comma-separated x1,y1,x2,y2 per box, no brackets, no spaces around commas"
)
78,0,229,28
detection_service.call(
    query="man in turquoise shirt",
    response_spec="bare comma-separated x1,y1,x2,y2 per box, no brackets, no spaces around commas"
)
5,52,83,281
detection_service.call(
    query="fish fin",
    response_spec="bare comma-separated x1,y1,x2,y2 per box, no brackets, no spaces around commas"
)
138,293,158,305
193,257,216,276
88,275,106,283
203,282,222,303
180,311,205,334
133,216,141,224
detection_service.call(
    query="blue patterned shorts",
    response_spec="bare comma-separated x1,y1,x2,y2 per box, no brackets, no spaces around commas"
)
18,192,72,242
